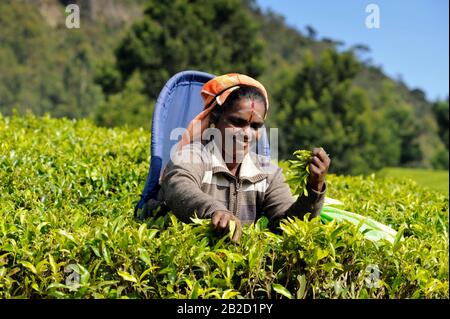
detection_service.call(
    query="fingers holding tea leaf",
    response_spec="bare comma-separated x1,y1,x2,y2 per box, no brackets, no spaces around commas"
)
311,147,331,168
211,211,242,242
211,210,232,234
230,218,242,243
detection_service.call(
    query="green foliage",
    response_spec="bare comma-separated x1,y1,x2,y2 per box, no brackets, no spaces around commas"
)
285,150,312,196
378,167,449,195
430,99,449,169
271,49,375,174
0,1,105,119
93,71,154,131
0,1,447,175
431,149,449,171
0,114,448,298
105,0,265,100
375,81,426,167
268,48,437,174
433,99,449,150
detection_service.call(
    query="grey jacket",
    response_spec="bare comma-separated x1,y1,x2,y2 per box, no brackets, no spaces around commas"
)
156,141,326,229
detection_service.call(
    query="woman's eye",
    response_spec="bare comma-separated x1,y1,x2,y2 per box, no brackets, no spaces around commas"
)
231,119,246,126
251,123,263,130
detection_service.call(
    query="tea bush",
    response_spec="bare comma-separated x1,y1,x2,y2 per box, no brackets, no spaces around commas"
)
0,114,448,298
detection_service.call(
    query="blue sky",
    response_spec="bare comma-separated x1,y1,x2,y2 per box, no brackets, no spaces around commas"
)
256,0,449,101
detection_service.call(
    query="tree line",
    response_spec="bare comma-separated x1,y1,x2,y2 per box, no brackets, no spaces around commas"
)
0,0,448,174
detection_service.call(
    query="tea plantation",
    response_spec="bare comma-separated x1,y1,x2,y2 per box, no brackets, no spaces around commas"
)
0,114,448,298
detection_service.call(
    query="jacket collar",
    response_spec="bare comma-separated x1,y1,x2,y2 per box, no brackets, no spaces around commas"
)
207,141,268,182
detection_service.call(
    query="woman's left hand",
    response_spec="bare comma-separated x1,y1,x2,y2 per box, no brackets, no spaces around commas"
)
308,147,331,192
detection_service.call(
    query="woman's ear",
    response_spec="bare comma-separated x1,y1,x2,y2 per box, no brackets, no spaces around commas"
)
209,107,222,126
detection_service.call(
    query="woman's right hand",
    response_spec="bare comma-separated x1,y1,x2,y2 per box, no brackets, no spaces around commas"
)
211,210,242,242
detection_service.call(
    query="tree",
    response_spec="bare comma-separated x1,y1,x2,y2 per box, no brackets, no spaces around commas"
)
270,49,405,175
305,25,317,40
432,98,449,150
103,0,265,100
430,98,449,169
94,71,152,130
376,80,423,166
0,1,104,119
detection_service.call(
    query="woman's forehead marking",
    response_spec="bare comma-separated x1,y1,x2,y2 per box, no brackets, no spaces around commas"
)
249,98,254,121
227,98,265,124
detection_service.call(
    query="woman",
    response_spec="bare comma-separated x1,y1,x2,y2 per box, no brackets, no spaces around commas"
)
157,73,330,242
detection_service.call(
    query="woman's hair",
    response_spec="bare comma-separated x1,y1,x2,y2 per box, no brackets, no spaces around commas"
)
209,85,267,124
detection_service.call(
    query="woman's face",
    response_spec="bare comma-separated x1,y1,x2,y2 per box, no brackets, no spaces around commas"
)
215,97,266,163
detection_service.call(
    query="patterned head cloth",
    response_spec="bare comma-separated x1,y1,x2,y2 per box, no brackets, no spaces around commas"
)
177,73,269,150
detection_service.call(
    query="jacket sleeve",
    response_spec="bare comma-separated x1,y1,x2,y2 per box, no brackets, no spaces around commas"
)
261,167,326,231
160,144,229,223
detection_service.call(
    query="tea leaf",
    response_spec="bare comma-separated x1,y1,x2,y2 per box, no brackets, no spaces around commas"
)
272,283,293,299
118,271,137,283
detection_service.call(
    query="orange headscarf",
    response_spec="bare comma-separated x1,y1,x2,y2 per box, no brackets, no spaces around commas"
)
177,73,269,150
